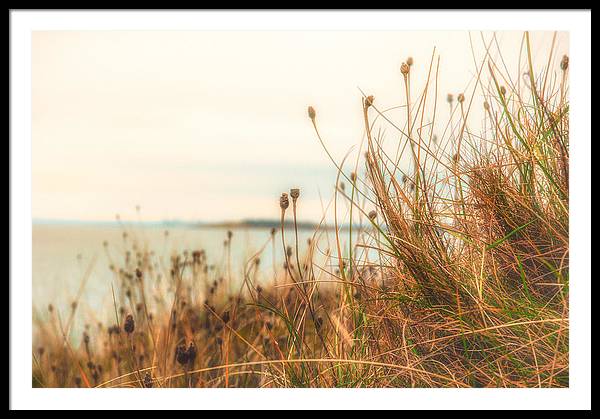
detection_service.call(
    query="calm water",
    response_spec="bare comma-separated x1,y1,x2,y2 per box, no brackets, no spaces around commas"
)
32,223,334,325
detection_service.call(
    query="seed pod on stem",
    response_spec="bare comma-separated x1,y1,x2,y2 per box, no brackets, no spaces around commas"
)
290,188,300,201
400,62,410,77
124,314,135,335
560,55,569,71
279,193,289,211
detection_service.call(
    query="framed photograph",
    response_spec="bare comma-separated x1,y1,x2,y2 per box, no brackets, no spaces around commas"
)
9,9,591,410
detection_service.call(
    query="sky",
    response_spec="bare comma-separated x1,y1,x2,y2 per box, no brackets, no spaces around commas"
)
32,30,568,223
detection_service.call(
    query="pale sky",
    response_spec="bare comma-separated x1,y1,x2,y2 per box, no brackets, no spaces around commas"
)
32,31,568,222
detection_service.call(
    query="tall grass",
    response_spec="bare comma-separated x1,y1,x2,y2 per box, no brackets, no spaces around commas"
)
32,32,568,388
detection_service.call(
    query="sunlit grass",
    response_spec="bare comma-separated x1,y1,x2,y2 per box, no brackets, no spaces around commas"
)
32,31,568,388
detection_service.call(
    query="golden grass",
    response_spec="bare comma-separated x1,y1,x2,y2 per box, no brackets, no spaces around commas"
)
32,31,568,388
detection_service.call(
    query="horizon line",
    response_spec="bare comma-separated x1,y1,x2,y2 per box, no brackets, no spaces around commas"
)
32,217,358,229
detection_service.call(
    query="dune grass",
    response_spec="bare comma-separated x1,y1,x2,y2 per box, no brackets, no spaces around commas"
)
32,32,568,388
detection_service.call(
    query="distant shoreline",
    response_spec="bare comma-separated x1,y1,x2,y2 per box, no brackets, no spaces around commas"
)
32,218,356,231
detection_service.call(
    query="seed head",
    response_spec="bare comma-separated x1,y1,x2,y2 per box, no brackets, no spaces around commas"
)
124,314,135,335
483,101,490,111
279,193,289,210
364,95,374,109
307,106,316,120
560,55,569,71
400,62,410,76
457,93,465,104
368,210,377,220
192,250,201,263
143,372,153,388
290,188,300,200
500,86,506,96
175,344,189,366
350,172,357,182
406,56,414,66
447,93,454,104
